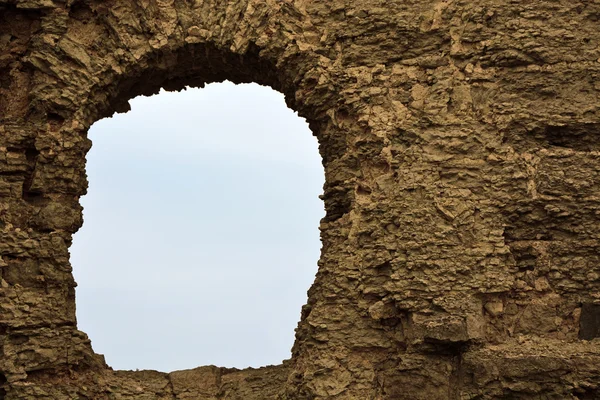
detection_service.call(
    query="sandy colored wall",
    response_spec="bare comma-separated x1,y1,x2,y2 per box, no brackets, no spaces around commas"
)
1,0,600,398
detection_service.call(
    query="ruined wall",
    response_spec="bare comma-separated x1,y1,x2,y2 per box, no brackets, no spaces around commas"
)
1,0,600,398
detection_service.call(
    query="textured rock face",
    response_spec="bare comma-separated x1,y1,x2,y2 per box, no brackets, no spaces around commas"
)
1,0,600,398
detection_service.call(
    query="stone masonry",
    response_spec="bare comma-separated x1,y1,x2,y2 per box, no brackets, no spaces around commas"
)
1,0,600,398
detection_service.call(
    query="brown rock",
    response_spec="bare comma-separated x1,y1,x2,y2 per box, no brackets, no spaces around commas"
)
1,0,600,398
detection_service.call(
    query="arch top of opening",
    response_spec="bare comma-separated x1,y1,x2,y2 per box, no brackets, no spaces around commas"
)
104,42,284,120
67,0,325,129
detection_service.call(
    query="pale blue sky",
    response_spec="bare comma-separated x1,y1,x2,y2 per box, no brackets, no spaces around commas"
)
70,82,324,372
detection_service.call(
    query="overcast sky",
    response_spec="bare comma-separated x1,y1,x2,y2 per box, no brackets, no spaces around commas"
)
70,82,324,372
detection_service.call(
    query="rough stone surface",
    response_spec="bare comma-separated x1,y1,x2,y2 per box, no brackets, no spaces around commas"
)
1,0,600,398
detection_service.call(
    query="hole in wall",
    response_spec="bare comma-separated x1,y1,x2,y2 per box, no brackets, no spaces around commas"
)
502,122,600,152
71,82,325,372
579,303,600,340
574,388,600,400
0,374,5,400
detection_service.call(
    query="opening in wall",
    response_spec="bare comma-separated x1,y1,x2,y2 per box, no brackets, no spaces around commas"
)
0,372,6,400
70,82,325,372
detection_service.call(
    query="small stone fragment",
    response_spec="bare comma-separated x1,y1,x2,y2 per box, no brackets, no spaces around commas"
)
484,301,504,317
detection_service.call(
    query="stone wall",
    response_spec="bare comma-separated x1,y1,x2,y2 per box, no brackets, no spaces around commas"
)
1,0,600,398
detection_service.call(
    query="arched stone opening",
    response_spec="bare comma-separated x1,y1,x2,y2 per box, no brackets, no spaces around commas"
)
0,2,361,398
72,82,325,372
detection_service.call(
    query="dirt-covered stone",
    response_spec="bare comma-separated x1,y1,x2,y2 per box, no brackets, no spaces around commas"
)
1,0,600,398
